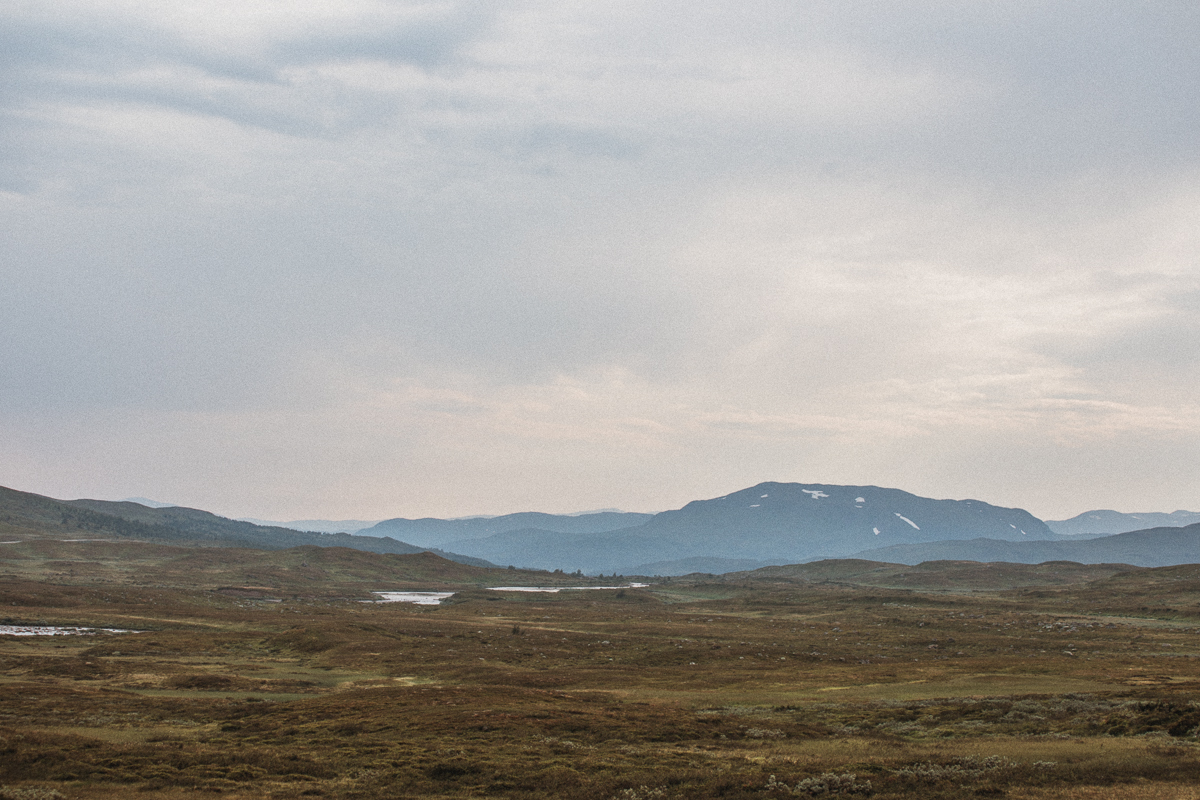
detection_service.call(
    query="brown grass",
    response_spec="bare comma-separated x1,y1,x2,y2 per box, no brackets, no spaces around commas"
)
4,547,1200,797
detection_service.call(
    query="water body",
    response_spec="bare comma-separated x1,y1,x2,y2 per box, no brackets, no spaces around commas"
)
371,592,456,605
371,583,652,605
0,625,136,636
488,584,651,593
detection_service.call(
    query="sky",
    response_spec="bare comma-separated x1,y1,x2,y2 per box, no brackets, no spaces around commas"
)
2,1,1199,522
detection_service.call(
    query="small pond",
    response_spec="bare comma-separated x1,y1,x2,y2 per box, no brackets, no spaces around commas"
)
371,592,456,605
0,625,137,636
371,583,651,604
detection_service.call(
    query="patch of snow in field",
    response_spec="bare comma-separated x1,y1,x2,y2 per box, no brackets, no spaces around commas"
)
855,497,866,504
802,490,829,499
1010,524,1017,529
894,513,920,530
749,504,760,508
760,494,769,498
873,527,881,535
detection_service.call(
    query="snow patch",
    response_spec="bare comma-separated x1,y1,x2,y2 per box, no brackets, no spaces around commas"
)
760,494,769,498
802,489,829,499
873,527,881,535
855,497,866,504
749,504,760,508
894,513,920,530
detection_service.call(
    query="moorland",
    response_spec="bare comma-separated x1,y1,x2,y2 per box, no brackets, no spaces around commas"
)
5,534,1200,800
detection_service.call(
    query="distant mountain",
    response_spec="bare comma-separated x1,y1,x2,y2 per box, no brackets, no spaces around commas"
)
237,517,380,535
124,497,178,509
1046,510,1200,536
848,523,1200,567
0,485,491,567
628,556,774,576
439,482,1057,574
364,510,654,549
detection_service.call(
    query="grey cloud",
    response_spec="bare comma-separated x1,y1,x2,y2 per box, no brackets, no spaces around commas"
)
2,1,1198,518
0,4,495,141
273,6,495,70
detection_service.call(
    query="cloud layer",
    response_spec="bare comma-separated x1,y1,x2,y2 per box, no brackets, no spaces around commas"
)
3,1,1199,519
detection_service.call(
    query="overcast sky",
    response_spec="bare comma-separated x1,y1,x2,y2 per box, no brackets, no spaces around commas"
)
2,1,1198,521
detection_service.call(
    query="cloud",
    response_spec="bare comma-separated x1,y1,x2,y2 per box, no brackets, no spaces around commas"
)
1,1,1198,519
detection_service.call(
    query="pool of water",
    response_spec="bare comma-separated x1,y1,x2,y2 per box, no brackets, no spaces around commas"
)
487,583,650,593
370,583,652,604
0,625,137,636
371,592,456,605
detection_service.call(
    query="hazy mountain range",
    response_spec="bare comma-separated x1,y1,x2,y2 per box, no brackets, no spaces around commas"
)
0,487,491,568
845,525,1200,568
4,481,1199,575
1045,510,1200,536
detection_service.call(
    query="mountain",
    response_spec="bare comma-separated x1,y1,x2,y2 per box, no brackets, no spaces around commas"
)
0,485,491,567
364,510,654,548
123,497,178,508
626,556,774,576
236,517,380,535
438,482,1057,574
1046,509,1200,536
847,523,1200,567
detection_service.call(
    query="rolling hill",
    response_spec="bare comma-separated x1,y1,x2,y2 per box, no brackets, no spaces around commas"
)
0,485,491,567
847,523,1200,567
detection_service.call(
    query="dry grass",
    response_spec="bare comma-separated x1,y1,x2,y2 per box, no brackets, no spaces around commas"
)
4,547,1200,797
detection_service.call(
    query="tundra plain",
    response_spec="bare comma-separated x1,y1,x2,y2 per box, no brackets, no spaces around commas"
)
3,541,1200,799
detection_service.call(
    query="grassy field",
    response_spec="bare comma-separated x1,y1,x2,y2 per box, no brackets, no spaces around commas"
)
3,543,1200,798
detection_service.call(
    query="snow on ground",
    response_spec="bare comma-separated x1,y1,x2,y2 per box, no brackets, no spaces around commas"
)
802,490,829,499
894,513,920,530
873,527,881,535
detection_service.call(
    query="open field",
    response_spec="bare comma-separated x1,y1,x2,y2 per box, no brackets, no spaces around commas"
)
4,544,1200,798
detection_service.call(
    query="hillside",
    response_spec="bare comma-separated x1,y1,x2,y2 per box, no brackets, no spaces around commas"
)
0,538,568,598
0,486,491,567
723,558,1135,591
849,523,1200,567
